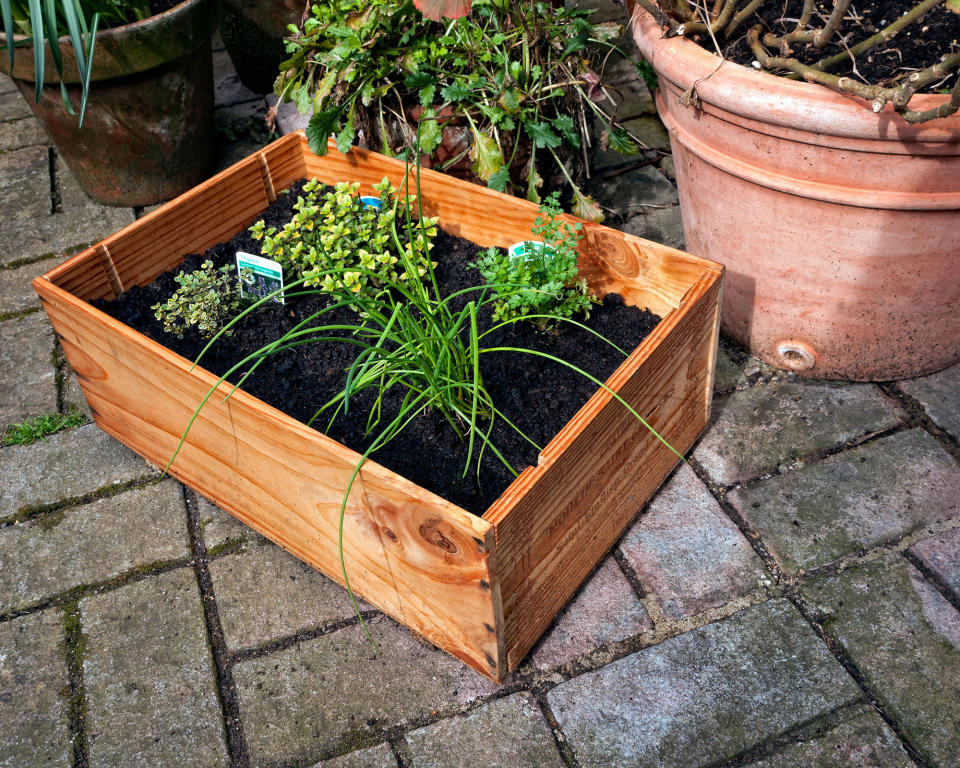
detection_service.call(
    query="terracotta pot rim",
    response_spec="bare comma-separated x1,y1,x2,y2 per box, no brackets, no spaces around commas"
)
0,0,215,83
629,7,960,143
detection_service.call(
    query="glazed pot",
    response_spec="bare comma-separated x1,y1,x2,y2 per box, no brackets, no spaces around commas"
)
1,0,217,207
628,5,960,381
221,0,306,94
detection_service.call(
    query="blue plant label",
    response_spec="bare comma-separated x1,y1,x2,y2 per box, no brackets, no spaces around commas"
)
359,195,382,209
236,251,285,305
507,241,556,262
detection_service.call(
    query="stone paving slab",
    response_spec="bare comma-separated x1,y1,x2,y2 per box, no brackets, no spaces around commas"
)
0,312,56,427
210,541,366,652
619,464,768,620
0,86,31,122
897,362,960,442
621,204,685,250
589,163,678,209
312,743,398,768
742,705,911,768
198,494,265,552
909,527,960,602
0,116,47,152
801,557,960,768
60,360,92,419
695,380,903,486
0,423,154,517
403,693,564,768
531,556,651,670
0,258,51,316
0,146,50,266
712,343,748,393
81,567,229,768
548,599,861,768
0,74,16,95
0,480,189,613
234,616,500,768
0,609,72,768
730,428,960,575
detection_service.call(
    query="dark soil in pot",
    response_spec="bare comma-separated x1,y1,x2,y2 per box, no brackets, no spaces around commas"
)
691,0,960,88
95,182,661,515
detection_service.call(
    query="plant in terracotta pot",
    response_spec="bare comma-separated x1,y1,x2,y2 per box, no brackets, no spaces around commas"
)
626,0,960,381
274,0,649,221
0,0,217,206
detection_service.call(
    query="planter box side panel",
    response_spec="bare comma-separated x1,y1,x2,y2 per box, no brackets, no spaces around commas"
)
491,273,722,668
34,282,503,679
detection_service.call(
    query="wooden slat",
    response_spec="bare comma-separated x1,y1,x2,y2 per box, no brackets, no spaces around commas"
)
43,247,118,301
34,279,501,678
487,273,723,668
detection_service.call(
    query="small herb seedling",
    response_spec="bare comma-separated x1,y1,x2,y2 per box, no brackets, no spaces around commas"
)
152,260,241,340
471,193,598,330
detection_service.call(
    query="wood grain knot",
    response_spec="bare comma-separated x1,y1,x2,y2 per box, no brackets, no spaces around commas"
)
382,528,399,543
419,523,459,554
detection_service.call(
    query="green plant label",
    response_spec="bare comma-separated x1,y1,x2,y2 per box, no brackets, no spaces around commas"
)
236,252,285,305
507,241,556,263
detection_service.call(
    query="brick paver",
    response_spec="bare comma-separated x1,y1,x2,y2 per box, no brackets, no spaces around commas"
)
209,542,364,652
0,311,57,426
801,557,960,767
234,617,499,768
1,423,153,517
898,362,960,442
695,380,903,486
0,116,46,152
742,705,911,768
0,259,51,316
404,693,564,768
531,556,651,670
621,205,685,250
0,609,72,768
910,527,960,601
548,599,861,768
619,464,768,619
729,429,960,574
197,494,265,552
0,86,30,121
0,481,189,612
81,568,229,768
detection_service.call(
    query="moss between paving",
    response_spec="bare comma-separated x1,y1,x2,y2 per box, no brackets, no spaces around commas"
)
801,556,960,767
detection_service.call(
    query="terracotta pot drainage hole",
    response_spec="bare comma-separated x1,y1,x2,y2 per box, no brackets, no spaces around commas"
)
776,340,817,371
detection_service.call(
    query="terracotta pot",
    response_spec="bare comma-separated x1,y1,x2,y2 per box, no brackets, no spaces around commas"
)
628,6,960,381
1,0,217,207
221,0,307,94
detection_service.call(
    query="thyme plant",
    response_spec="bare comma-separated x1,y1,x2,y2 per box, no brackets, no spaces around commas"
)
152,260,241,340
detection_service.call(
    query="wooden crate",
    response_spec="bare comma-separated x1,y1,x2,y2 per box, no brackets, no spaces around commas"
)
34,133,723,681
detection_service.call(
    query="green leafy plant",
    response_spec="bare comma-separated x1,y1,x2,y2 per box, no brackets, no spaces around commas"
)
276,0,645,220
3,409,86,446
249,178,437,305
471,192,597,330
152,259,242,340
0,0,151,124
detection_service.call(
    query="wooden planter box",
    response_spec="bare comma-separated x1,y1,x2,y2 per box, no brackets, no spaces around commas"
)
34,133,723,681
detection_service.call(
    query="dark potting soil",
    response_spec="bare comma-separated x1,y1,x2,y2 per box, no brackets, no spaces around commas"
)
95,181,660,515
690,0,960,89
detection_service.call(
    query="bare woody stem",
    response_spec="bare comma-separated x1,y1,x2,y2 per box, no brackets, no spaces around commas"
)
748,26,960,123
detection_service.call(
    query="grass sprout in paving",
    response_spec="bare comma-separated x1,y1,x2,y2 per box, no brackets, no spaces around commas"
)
2,410,86,446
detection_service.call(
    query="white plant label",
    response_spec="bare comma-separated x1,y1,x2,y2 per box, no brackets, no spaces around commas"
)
236,251,285,305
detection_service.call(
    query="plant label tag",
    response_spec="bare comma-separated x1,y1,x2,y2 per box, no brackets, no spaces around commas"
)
236,251,285,305
507,241,555,263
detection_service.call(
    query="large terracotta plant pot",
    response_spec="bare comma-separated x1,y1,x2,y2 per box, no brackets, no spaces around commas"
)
0,0,217,207
629,6,960,381
33,132,722,680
